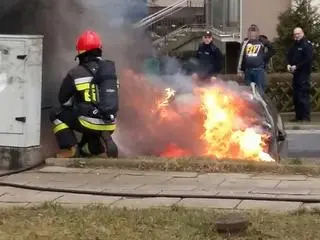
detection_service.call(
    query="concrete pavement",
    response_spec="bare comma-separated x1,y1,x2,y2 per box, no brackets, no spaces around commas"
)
0,166,320,211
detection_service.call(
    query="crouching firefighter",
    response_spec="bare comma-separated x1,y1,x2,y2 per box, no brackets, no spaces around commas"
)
50,30,119,158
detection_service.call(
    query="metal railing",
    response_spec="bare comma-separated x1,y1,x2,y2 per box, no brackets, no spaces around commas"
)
133,0,191,28
135,0,240,52
153,23,240,48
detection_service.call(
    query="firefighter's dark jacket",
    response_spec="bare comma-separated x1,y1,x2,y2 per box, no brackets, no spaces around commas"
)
240,36,275,71
196,42,223,75
287,37,313,73
58,53,118,130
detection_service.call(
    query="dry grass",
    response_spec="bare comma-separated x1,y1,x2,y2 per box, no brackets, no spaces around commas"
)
49,156,320,176
0,203,320,240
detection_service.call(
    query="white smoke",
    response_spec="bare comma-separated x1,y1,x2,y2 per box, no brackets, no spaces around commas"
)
0,0,151,156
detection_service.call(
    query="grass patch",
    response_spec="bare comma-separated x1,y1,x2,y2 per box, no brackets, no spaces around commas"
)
1,203,320,239
49,156,320,176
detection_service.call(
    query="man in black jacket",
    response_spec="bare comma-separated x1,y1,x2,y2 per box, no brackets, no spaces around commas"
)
287,27,313,122
194,30,223,82
50,30,119,158
238,25,275,93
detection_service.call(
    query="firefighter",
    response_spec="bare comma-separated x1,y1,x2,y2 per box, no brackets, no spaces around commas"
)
194,30,223,82
287,27,313,122
50,30,119,158
238,25,275,93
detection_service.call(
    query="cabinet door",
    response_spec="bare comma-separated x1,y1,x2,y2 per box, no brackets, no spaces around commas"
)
0,39,26,134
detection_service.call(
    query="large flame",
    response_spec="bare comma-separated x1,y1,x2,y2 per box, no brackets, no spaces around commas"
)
117,70,274,162
199,86,272,161
156,84,274,161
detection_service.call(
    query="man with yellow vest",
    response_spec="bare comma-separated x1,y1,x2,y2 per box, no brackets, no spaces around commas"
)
50,30,119,158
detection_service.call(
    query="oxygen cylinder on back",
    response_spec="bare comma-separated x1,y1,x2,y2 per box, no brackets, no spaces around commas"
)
86,59,119,122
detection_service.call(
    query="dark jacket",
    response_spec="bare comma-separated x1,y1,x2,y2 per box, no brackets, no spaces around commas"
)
196,42,223,77
58,52,118,121
240,36,275,71
287,37,313,73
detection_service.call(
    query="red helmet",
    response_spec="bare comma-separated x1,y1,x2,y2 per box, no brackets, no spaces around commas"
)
76,30,102,54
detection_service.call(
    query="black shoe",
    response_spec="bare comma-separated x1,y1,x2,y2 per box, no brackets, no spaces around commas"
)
105,138,119,158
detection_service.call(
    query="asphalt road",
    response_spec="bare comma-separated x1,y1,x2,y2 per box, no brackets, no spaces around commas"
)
286,130,320,158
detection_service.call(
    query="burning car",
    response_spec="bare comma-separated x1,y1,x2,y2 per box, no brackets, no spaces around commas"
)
155,76,287,162
118,70,286,162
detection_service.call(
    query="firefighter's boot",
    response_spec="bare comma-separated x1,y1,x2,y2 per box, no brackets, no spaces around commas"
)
56,146,78,158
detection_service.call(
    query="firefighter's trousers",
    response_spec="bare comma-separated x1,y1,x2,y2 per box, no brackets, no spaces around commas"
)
49,107,116,156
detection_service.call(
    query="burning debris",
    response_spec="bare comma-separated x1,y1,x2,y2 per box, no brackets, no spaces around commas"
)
118,70,276,162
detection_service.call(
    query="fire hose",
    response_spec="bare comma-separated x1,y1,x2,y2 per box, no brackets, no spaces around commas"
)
0,162,318,203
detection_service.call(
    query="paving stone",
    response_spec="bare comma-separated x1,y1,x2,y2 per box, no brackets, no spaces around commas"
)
107,175,171,185
309,189,320,195
136,184,198,191
250,189,311,195
178,198,241,209
55,193,121,205
166,177,225,186
79,183,146,192
251,174,308,181
276,180,320,190
103,188,162,195
27,180,87,189
90,169,120,175
215,189,277,199
143,171,198,178
0,173,54,185
37,166,93,173
111,197,181,209
219,179,280,188
102,184,144,192
198,173,253,179
307,176,320,181
0,187,18,195
237,200,303,211
0,190,63,203
75,183,113,192
113,170,147,176
273,195,320,200
160,190,218,197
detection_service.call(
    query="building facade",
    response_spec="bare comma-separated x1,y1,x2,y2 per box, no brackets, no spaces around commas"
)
147,0,293,72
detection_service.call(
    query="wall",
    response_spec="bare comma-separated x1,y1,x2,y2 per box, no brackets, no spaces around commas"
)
242,0,291,41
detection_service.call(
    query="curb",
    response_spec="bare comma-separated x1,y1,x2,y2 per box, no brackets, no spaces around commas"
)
45,157,320,176
284,124,320,130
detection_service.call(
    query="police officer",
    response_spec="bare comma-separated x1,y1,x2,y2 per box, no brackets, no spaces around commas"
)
287,27,313,122
194,30,223,82
50,30,119,158
287,27,313,121
238,25,275,93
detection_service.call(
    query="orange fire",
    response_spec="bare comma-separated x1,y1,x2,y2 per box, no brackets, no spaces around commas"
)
199,86,272,161
157,85,274,161
118,70,274,162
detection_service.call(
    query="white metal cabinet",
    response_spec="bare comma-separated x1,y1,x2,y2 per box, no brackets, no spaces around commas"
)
0,35,43,147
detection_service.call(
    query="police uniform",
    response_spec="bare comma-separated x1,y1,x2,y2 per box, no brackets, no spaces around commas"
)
195,31,223,79
287,38,313,121
50,31,119,158
239,35,275,93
